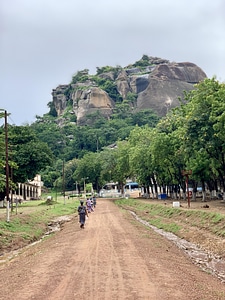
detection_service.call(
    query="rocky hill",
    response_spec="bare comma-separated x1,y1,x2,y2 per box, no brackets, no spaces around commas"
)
51,55,207,125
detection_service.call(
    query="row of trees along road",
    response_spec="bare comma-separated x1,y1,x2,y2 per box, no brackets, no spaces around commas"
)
64,78,225,201
1,78,225,202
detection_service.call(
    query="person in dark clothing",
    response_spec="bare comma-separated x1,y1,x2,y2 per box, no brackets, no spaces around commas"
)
77,200,88,229
93,196,96,208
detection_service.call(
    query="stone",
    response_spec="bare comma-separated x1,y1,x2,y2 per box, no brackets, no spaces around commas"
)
51,56,207,124
52,85,69,116
72,87,115,125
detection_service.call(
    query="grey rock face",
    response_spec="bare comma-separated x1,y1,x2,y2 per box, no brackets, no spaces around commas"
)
72,87,115,125
51,57,207,124
116,70,130,99
137,78,194,116
52,85,69,116
136,62,207,116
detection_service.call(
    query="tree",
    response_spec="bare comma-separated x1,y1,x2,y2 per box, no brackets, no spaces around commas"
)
8,125,54,183
47,101,57,117
71,69,89,84
64,159,80,190
111,141,131,193
73,152,102,192
155,107,189,197
130,109,160,127
128,126,155,196
98,147,117,185
182,78,225,193
112,101,132,120
96,65,122,77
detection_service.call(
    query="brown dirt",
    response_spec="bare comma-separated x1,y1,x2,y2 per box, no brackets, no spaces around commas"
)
0,198,225,300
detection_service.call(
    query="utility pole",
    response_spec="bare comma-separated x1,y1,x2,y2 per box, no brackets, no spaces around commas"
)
10,144,14,213
4,111,10,222
0,109,10,221
62,159,66,205
10,160,13,213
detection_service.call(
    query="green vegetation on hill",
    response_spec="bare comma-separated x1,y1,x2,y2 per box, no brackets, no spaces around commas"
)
0,52,225,203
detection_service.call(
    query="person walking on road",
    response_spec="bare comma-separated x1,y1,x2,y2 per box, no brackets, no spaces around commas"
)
77,200,88,229
93,196,96,208
86,198,94,213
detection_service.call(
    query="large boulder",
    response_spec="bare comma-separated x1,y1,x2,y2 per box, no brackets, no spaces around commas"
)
136,62,207,116
116,70,130,99
51,57,207,124
52,85,69,116
136,78,194,116
129,75,150,94
151,62,206,83
72,87,115,125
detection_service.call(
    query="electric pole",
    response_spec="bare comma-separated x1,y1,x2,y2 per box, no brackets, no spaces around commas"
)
4,110,10,222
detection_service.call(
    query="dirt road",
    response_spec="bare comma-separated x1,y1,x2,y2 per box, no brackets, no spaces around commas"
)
0,198,225,300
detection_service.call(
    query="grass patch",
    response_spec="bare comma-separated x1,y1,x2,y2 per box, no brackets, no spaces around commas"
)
148,217,181,234
0,196,80,252
115,198,225,237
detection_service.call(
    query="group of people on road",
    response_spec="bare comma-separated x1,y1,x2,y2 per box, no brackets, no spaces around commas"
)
77,196,97,229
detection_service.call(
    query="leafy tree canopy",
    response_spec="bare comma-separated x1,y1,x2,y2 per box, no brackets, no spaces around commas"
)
8,125,54,183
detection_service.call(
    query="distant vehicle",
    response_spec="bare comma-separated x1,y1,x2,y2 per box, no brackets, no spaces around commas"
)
102,182,118,191
99,182,120,198
188,187,202,192
99,181,140,198
124,182,139,191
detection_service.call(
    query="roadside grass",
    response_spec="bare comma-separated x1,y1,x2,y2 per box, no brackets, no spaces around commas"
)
0,196,79,252
115,198,225,237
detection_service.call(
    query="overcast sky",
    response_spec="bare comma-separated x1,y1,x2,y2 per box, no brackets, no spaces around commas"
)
1,0,225,125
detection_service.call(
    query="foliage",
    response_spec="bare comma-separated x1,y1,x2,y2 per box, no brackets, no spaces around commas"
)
112,141,131,188
47,101,57,117
91,76,123,102
133,55,152,67
130,109,160,127
5,76,225,198
0,196,80,250
73,152,102,191
181,78,225,189
100,78,123,102
111,101,133,120
126,92,137,102
96,65,122,77
31,77,225,195
8,125,54,183
115,199,225,237
71,69,89,84
64,84,73,100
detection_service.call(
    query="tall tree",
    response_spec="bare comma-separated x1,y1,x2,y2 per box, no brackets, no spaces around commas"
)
128,126,155,195
111,141,131,193
8,125,54,183
73,152,102,191
183,78,225,192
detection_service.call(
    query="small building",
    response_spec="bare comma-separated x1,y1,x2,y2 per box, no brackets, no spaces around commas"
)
15,174,43,201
